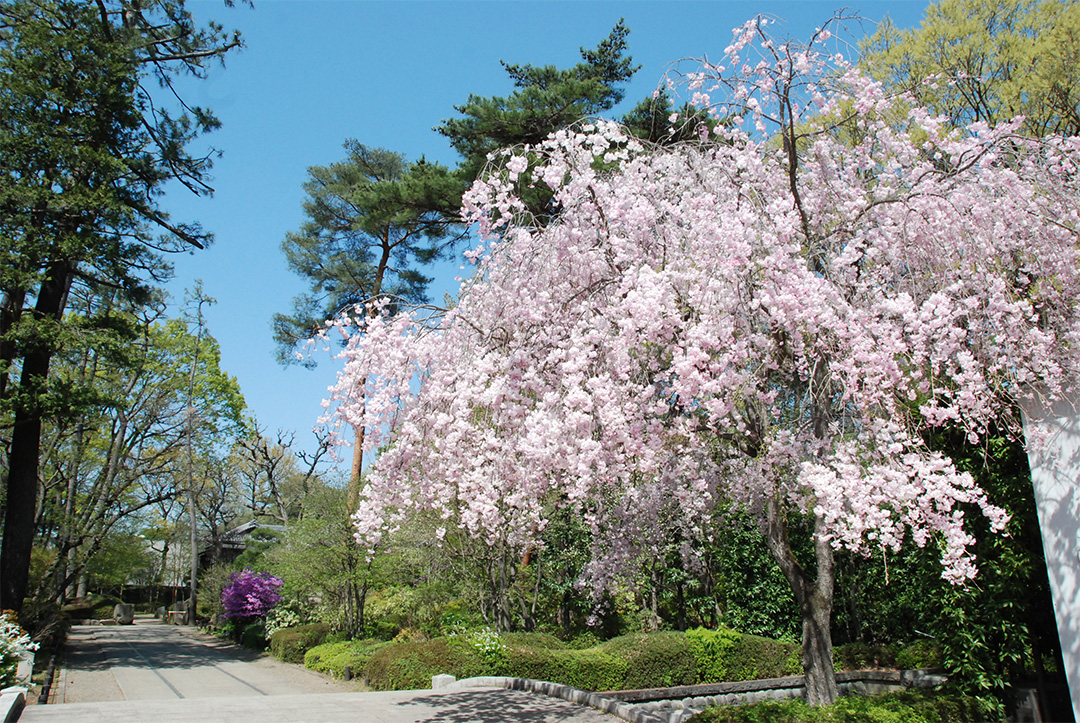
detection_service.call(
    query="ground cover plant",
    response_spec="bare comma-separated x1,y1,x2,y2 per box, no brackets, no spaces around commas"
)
689,689,986,723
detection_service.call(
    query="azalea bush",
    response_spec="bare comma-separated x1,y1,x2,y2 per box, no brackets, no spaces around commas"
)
221,568,284,619
0,611,36,688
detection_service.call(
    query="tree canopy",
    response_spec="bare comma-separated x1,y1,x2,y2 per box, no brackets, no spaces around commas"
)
862,0,1080,136
273,142,461,366
325,17,1080,706
0,0,242,613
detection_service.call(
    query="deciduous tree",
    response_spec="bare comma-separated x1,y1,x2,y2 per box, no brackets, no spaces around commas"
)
862,0,1080,136
326,17,1080,705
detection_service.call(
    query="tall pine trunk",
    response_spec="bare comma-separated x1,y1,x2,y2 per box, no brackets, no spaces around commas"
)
0,260,73,613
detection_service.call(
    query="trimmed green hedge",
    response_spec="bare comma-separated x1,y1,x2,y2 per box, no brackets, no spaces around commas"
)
599,632,698,689
355,628,936,693
894,640,941,670
269,623,330,664
687,627,801,683
689,689,986,723
499,644,628,692
365,638,488,690
305,639,391,679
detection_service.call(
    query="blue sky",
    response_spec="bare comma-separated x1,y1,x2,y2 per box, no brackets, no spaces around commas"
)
163,0,935,464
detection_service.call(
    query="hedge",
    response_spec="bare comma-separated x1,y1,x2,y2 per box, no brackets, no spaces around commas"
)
355,628,937,694
599,632,698,689
305,639,391,679
365,638,488,690
499,644,628,692
687,627,801,683
269,623,330,664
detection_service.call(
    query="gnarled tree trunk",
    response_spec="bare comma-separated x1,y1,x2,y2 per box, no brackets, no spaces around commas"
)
764,495,839,707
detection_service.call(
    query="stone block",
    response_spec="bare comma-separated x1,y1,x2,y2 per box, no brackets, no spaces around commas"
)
112,603,134,625
431,674,456,689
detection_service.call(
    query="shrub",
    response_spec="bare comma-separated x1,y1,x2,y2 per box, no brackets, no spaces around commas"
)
305,639,391,679
894,640,942,670
600,632,697,689
448,626,506,667
0,611,36,688
689,689,986,722
499,644,627,692
687,627,801,683
221,568,283,619
264,602,304,639
500,632,567,650
240,620,268,650
833,643,897,672
269,623,330,664
365,638,486,690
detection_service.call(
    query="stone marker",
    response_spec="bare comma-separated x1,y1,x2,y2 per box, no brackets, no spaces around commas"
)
112,603,134,625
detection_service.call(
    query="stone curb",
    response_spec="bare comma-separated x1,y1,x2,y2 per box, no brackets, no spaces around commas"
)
449,676,669,723
0,686,27,723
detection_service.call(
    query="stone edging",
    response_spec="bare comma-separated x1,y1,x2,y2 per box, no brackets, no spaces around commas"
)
442,670,948,723
447,676,669,723
0,686,27,723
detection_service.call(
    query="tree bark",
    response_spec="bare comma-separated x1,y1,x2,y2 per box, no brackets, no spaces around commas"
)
764,495,839,707
0,260,73,613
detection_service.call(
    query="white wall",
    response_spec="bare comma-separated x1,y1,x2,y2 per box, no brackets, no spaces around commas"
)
1022,395,1080,722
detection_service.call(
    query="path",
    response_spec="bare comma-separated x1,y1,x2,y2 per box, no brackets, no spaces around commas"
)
18,617,619,722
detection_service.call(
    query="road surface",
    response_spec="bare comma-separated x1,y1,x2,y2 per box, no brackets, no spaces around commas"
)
18,617,620,723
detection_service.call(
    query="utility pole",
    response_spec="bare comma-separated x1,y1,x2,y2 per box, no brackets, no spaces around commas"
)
185,283,212,625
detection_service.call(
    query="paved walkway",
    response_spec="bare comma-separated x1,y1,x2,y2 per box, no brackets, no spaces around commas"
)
18,617,618,722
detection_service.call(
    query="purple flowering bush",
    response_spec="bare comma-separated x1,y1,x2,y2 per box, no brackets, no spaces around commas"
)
221,568,284,619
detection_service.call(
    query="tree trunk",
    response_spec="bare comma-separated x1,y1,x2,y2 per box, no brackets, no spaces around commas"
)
0,260,73,613
764,495,839,707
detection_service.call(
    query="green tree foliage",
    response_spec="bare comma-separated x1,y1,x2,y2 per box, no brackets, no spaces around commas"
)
273,142,462,365
268,484,378,637
437,20,639,181
0,0,242,614
862,0,1080,136
33,298,244,608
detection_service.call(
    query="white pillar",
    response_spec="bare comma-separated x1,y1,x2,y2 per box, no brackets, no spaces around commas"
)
1022,395,1080,722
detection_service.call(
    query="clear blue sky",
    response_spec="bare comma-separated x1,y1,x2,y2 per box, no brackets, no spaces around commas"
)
163,0,935,464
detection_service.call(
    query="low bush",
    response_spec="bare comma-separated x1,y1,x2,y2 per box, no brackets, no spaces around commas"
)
239,620,267,650
500,632,567,650
305,639,391,679
269,623,330,664
833,643,897,672
365,638,486,690
689,689,986,722
62,593,122,621
688,627,801,683
894,640,941,670
499,644,628,692
600,632,697,689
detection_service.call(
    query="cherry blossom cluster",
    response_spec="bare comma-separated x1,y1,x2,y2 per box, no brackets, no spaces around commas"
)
324,17,1080,589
